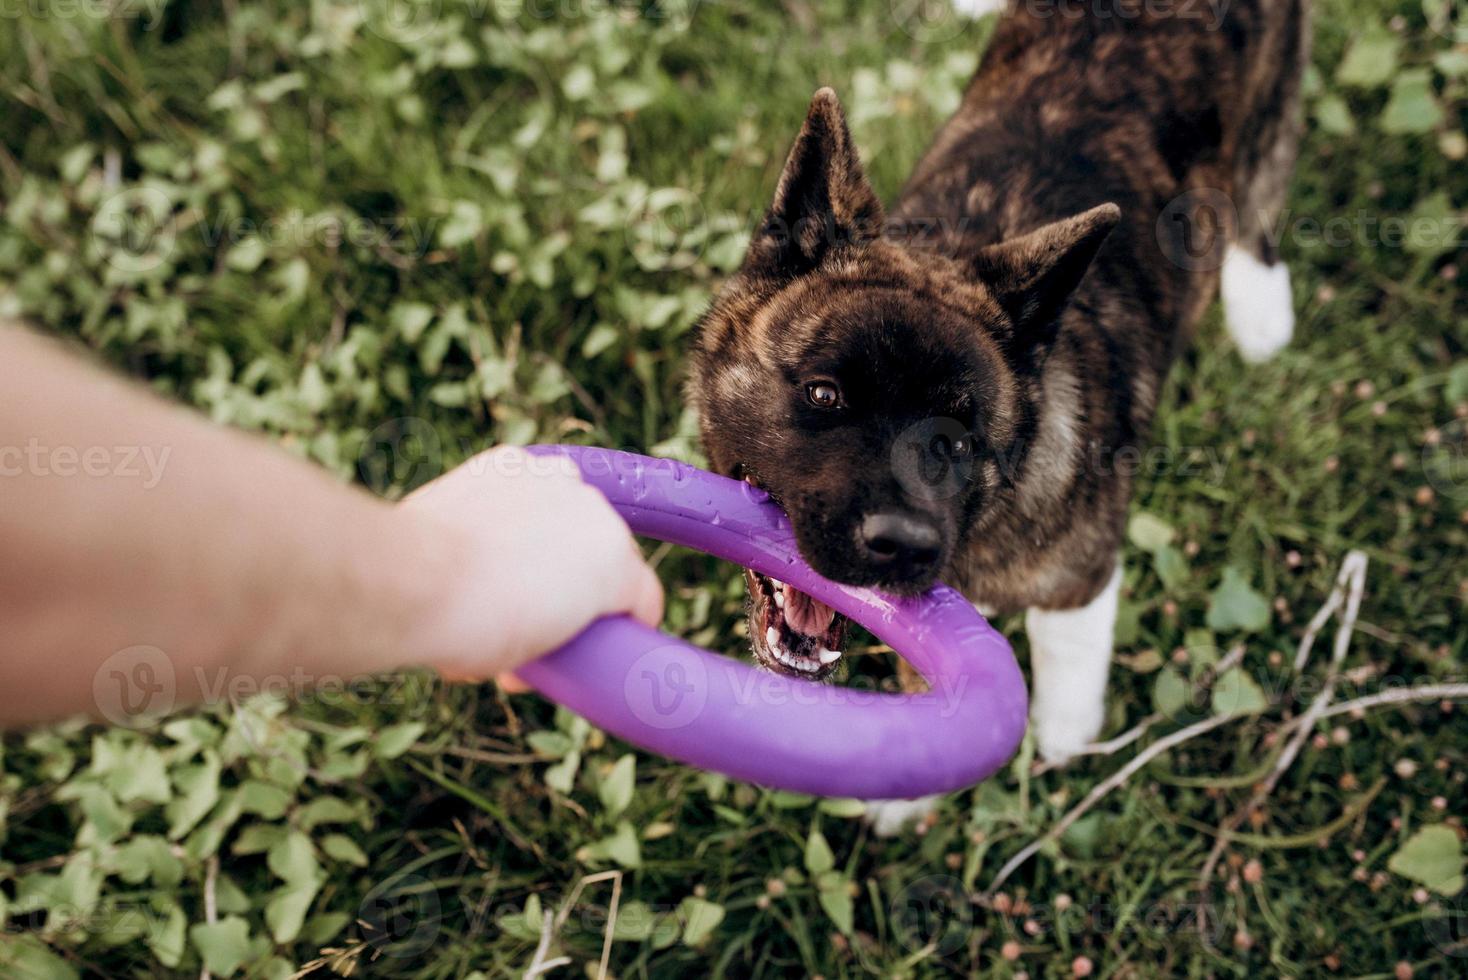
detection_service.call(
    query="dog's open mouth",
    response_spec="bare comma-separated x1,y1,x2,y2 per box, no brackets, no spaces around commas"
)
746,568,847,678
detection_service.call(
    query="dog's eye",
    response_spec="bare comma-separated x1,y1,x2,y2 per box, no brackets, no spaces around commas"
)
932,433,974,458
805,381,842,409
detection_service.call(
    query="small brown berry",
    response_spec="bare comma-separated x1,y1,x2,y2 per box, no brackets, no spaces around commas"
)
1243,859,1264,884
1001,939,1022,961
1072,955,1094,978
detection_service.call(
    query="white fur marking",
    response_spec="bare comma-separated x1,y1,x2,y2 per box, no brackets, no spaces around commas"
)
864,796,940,837
952,0,1007,17
1221,246,1295,363
1025,564,1121,764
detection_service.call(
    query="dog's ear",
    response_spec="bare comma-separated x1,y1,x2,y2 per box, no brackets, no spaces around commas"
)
742,88,884,279
973,204,1121,352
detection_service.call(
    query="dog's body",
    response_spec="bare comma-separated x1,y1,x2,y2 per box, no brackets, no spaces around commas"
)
689,0,1309,816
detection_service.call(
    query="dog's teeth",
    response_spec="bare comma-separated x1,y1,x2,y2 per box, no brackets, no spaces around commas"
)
765,627,780,648
818,647,841,665
771,578,784,590
773,590,784,608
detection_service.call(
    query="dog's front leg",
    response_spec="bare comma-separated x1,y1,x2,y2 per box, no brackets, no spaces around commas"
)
1024,563,1121,764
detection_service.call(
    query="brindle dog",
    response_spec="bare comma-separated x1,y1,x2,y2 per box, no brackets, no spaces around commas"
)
688,0,1309,810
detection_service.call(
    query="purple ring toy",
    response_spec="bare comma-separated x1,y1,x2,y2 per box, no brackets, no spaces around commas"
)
516,445,1028,799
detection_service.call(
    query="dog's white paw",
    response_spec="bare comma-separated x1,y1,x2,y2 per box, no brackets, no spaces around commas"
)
1024,565,1119,765
1221,246,1295,363
863,796,940,837
1030,701,1103,766
951,0,1007,18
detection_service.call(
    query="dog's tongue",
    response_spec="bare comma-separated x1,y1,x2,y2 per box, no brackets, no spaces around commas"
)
785,587,836,637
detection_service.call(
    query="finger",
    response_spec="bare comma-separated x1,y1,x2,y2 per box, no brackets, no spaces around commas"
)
497,672,531,694
437,665,483,684
625,558,665,629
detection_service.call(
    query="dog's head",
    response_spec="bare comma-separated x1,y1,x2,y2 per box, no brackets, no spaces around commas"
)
689,89,1118,677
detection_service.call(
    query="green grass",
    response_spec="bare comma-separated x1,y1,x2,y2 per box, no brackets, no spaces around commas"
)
2,0,1466,977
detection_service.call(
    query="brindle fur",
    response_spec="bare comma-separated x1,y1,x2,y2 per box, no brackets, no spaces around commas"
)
690,1,1309,621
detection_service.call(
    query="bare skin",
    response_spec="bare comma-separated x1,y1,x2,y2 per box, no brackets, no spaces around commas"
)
0,324,663,728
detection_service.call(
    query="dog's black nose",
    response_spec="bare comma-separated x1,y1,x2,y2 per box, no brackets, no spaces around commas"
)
857,512,942,583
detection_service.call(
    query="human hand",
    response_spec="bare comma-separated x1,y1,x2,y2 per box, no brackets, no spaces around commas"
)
399,447,664,684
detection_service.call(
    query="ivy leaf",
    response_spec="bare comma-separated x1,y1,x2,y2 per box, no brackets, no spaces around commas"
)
237,780,291,820
1435,49,1468,78
0,935,80,980
816,872,855,935
767,791,815,809
321,834,369,867
1211,669,1268,716
147,900,187,968
804,830,835,876
1405,191,1458,259
373,722,425,760
598,754,636,818
1380,69,1444,135
304,912,352,946
165,752,221,840
1127,512,1176,552
104,743,172,805
265,877,323,943
579,820,642,869
817,798,869,818
1153,544,1188,591
678,896,726,946
1388,825,1466,895
109,835,181,887
1153,667,1190,718
439,200,484,249
1315,94,1355,136
296,796,359,830
189,916,252,977
1336,31,1401,87
388,302,434,343
1206,567,1271,633
544,750,581,794
1446,362,1468,405
267,831,321,885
